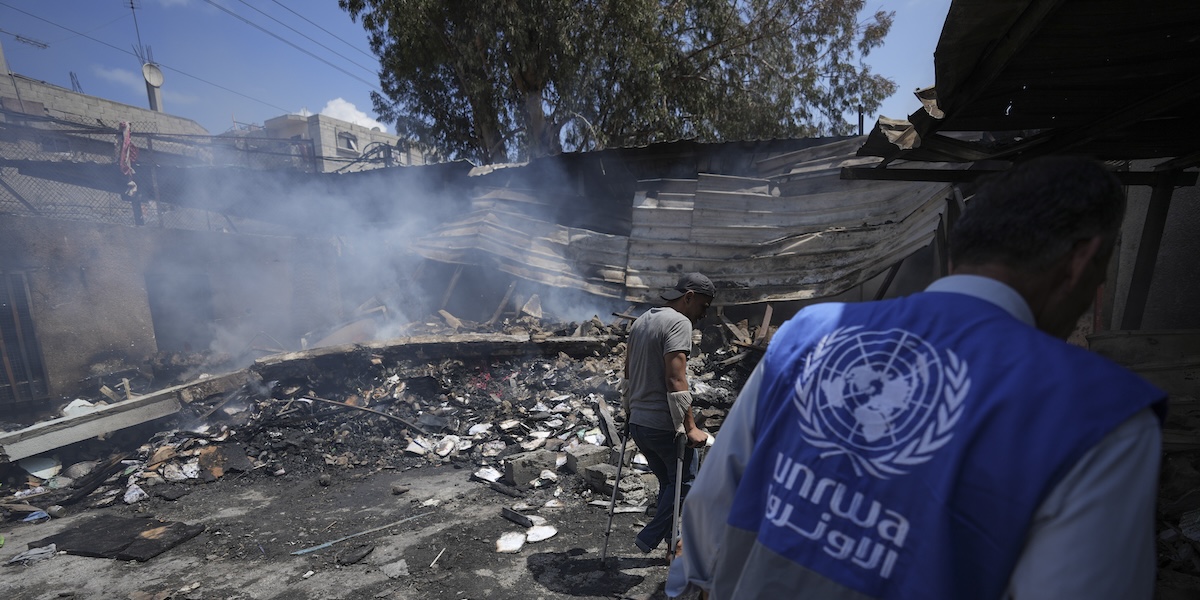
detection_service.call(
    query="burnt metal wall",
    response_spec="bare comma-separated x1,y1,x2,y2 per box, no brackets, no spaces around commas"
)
0,215,341,404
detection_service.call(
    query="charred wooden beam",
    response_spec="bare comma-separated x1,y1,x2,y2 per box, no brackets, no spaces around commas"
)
0,371,258,463
252,333,619,382
1121,177,1176,329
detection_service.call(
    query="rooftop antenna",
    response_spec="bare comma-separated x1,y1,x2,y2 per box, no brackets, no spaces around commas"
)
0,29,49,50
128,1,164,112
70,71,84,93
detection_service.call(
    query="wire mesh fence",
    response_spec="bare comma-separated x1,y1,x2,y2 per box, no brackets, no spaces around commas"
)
0,110,316,233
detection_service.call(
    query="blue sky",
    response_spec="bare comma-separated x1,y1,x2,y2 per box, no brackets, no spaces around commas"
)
0,0,951,138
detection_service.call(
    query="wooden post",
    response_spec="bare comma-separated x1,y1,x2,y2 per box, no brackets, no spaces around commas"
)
439,265,464,311
4,274,35,400
487,280,518,326
1120,177,1175,330
873,260,904,301
933,215,949,279
754,304,774,345
149,137,165,227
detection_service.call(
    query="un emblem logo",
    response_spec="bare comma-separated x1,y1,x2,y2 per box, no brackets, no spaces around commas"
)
793,326,970,479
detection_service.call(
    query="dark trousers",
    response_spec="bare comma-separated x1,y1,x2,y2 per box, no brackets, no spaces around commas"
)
630,423,697,551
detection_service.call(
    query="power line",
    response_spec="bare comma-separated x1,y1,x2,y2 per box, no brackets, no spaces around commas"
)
270,0,376,61
201,0,381,92
0,1,291,114
235,0,377,76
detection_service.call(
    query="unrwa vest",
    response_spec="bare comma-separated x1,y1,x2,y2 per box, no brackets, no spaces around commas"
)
726,291,1164,600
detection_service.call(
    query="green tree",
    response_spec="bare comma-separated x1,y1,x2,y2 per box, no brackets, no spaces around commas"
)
340,0,894,164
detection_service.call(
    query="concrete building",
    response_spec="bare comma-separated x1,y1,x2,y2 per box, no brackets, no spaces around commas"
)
0,44,205,136
0,41,343,411
258,112,428,173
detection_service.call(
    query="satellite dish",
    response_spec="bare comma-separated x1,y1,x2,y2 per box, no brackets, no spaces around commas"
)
142,63,164,88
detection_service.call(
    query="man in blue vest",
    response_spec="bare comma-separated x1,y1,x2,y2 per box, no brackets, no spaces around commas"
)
666,156,1165,599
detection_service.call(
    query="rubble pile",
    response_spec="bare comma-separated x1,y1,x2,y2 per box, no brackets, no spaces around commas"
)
1155,396,1200,600
1,312,753,531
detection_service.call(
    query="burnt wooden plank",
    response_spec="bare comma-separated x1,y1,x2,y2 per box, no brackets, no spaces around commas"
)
28,514,204,561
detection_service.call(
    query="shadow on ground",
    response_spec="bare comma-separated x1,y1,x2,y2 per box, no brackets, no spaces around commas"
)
527,547,668,596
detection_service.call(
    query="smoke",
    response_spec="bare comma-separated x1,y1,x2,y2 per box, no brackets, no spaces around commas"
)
150,128,646,376
318,98,390,133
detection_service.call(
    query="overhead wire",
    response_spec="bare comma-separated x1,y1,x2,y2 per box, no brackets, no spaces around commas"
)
201,0,381,92
235,0,378,76
0,1,291,113
269,0,377,61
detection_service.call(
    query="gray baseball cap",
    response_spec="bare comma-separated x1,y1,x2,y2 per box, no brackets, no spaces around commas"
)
661,272,716,300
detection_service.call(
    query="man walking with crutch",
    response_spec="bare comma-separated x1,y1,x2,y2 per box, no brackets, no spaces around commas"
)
620,273,714,558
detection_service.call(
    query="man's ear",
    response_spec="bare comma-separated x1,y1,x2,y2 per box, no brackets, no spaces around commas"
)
1066,236,1105,287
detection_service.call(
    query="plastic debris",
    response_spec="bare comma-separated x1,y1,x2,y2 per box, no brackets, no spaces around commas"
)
5,544,56,566
14,486,47,499
61,399,100,418
22,511,50,523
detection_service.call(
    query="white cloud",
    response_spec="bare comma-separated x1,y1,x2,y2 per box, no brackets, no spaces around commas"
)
92,65,144,92
318,98,390,133
163,89,199,105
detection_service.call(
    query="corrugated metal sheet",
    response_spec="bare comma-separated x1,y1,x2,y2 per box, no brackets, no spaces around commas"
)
414,138,951,305
859,0,1200,163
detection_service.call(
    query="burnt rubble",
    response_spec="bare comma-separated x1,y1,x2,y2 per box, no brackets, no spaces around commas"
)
0,309,754,524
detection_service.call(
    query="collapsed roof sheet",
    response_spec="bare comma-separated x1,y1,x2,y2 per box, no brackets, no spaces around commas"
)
414,138,951,305
859,0,1200,164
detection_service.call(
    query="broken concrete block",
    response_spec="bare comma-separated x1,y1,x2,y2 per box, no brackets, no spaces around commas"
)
381,559,410,579
565,444,608,475
503,450,557,488
583,463,618,495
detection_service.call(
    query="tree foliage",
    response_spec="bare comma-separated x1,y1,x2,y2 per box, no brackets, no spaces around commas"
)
340,0,894,164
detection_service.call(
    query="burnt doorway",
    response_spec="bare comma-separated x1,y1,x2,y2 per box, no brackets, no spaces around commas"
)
0,272,49,408
145,267,216,353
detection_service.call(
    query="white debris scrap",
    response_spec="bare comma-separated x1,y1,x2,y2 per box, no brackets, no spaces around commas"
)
406,436,434,456
435,435,460,457
496,532,526,553
526,525,557,543
482,440,507,457
123,484,149,504
473,466,503,483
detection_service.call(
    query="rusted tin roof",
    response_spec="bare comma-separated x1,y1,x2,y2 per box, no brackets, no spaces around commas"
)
414,138,951,305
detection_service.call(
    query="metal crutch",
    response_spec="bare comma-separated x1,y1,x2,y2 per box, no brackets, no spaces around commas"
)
669,432,687,560
600,433,629,563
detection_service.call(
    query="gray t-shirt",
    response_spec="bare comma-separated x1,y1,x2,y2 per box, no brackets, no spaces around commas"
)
626,306,692,431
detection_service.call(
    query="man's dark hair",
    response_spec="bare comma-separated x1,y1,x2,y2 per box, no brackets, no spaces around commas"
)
949,156,1126,270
